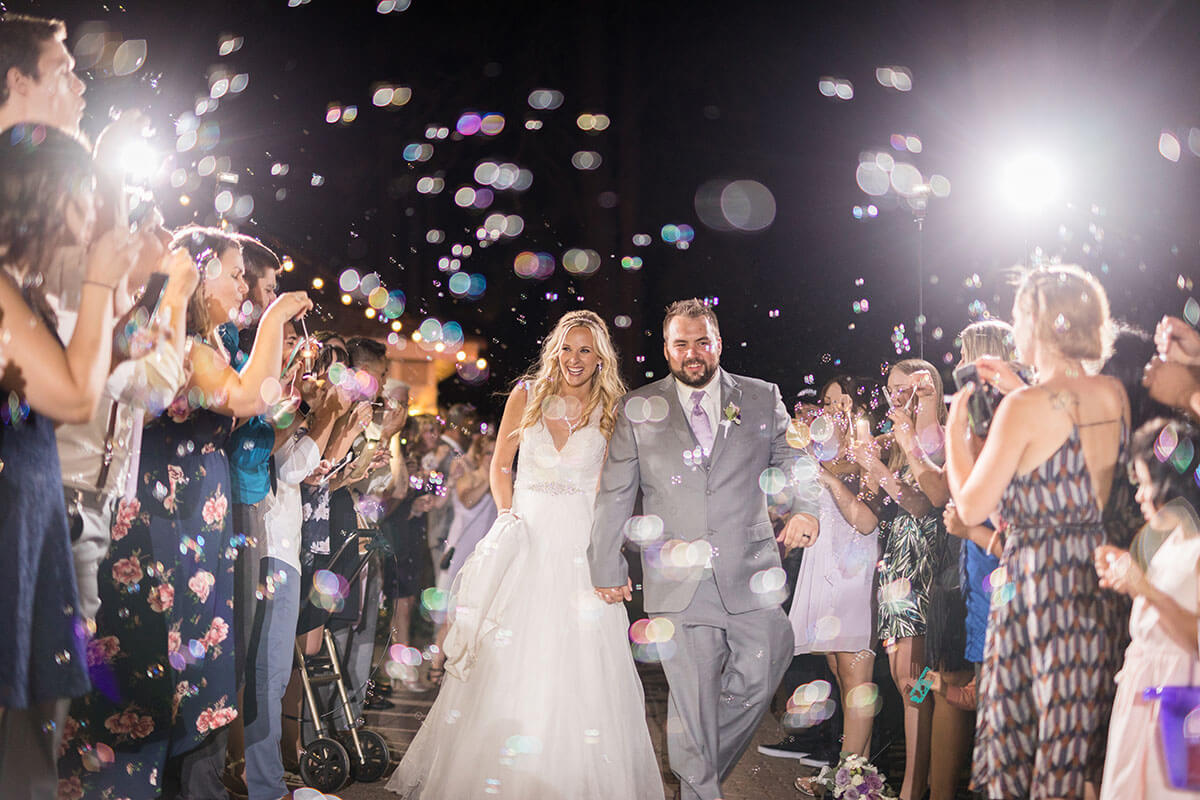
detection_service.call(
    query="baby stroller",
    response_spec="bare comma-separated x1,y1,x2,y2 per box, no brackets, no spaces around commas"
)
293,529,392,792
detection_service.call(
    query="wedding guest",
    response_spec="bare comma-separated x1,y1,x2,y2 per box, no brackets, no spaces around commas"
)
243,325,347,800
426,432,499,684
0,123,139,799
58,227,311,798
0,14,85,136
788,378,882,778
424,403,476,583
1095,417,1200,799
851,358,952,800
947,264,1126,800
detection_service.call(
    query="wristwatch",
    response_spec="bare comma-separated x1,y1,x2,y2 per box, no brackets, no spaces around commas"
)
298,400,312,418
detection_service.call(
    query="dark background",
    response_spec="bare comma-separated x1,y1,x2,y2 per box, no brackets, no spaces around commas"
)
9,0,1200,418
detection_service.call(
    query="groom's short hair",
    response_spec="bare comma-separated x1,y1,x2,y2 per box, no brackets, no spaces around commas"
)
663,298,720,339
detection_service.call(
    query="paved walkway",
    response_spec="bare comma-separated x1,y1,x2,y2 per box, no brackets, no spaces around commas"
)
303,660,820,800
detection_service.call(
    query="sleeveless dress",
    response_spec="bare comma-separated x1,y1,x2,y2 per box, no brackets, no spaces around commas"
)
58,398,239,797
386,417,665,799
876,465,941,644
0,391,91,710
788,469,880,654
972,420,1127,799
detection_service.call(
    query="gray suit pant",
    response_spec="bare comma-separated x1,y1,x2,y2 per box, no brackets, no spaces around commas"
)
659,575,793,800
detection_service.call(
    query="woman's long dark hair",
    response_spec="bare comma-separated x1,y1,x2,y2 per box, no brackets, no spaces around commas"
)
0,124,94,326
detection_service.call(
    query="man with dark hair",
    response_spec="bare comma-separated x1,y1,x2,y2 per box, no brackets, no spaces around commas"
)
662,297,721,341
0,13,85,134
234,235,281,324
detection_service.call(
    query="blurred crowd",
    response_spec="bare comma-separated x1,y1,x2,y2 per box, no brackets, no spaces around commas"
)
0,14,499,800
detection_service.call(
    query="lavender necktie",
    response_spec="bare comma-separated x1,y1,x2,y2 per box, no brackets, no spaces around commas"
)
689,390,715,455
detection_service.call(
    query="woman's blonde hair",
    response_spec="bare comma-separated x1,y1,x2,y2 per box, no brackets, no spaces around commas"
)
886,357,947,474
959,319,1016,363
1014,264,1114,371
171,225,241,339
514,310,627,440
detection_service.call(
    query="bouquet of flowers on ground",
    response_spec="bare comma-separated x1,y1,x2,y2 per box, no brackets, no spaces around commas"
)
814,752,896,799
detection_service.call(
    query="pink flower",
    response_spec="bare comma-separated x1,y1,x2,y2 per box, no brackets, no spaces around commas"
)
201,488,227,527
111,499,139,541
111,558,143,586
188,571,215,603
104,710,137,735
167,631,181,654
57,716,80,757
213,707,238,727
166,394,191,423
203,617,229,647
87,636,121,666
196,709,215,735
131,715,154,739
57,776,83,800
148,584,174,613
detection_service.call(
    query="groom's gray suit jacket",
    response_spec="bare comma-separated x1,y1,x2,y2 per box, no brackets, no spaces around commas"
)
588,369,818,615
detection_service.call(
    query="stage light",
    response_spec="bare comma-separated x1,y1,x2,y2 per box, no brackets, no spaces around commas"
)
311,277,324,289
119,139,160,183
998,151,1062,213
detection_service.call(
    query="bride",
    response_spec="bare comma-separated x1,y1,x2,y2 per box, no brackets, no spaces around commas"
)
387,310,665,798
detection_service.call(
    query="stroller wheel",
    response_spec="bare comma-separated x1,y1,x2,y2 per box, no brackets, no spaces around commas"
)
299,736,351,792
340,729,391,783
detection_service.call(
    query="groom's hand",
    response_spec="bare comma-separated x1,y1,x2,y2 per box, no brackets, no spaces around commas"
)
778,512,819,552
594,579,633,604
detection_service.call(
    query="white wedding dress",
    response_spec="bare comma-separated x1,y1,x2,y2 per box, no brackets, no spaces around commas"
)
386,416,665,799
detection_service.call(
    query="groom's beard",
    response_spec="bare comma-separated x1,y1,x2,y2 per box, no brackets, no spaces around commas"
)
670,359,718,387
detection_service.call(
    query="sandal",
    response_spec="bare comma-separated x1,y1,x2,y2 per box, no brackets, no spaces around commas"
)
794,776,823,797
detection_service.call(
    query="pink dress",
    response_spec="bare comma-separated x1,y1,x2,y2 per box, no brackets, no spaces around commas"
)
1100,527,1200,800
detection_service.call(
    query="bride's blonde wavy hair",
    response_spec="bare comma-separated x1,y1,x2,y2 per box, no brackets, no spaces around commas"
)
514,310,627,440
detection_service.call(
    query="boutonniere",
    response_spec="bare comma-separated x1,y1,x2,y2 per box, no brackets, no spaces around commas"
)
723,402,742,425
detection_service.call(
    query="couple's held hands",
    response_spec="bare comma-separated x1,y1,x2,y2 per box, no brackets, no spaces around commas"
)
594,579,632,605
778,512,819,551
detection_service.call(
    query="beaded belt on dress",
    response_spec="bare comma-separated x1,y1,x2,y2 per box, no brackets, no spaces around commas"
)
517,481,586,496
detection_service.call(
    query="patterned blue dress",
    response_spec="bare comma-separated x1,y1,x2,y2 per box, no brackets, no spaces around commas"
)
58,398,238,798
972,420,1127,799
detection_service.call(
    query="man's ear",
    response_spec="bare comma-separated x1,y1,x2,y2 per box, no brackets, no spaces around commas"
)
6,65,32,99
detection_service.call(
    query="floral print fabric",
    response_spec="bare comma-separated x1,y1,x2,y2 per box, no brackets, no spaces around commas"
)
58,406,238,797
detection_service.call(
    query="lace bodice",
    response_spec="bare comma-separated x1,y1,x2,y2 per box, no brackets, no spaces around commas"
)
513,417,607,497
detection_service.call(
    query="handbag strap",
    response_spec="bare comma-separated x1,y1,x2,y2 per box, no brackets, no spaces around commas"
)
95,402,120,491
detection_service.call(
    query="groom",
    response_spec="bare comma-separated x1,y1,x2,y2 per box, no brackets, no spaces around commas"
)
589,298,820,800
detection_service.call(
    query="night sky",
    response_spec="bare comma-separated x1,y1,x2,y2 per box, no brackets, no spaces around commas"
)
8,0,1200,418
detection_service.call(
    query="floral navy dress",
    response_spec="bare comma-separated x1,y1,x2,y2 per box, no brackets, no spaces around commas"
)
58,392,239,798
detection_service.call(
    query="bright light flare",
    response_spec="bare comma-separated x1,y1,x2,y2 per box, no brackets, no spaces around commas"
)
119,140,160,183
997,152,1063,212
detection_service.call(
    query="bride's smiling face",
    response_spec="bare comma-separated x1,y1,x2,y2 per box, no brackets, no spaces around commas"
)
558,325,600,388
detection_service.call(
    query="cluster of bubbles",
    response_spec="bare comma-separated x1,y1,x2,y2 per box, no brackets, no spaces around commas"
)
420,587,450,623
1158,129,1200,163
623,514,666,545
448,271,487,300
527,89,565,110
632,233,653,247
208,69,250,101
748,566,788,604
1154,424,1198,479
310,569,350,612
376,0,412,12
660,224,696,249
645,539,715,582
480,212,525,240
875,66,914,91
456,112,506,136
851,204,879,220
571,150,603,170
784,680,838,729
454,186,495,210
694,179,777,233
383,643,424,684
623,395,671,424
338,268,406,320
629,616,677,663
325,104,358,125
174,113,220,154
878,577,915,618
372,85,413,107
513,251,556,280
890,133,923,153
473,161,534,192
576,113,611,131
855,151,950,206
217,34,244,57
72,28,147,78
499,734,545,766
891,323,911,355
852,298,871,313
984,566,1017,606
424,126,451,140
621,256,644,271
563,248,602,276
416,176,445,195
1184,297,1200,327
817,77,854,100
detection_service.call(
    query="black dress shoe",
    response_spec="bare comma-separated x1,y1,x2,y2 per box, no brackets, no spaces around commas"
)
363,693,395,710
